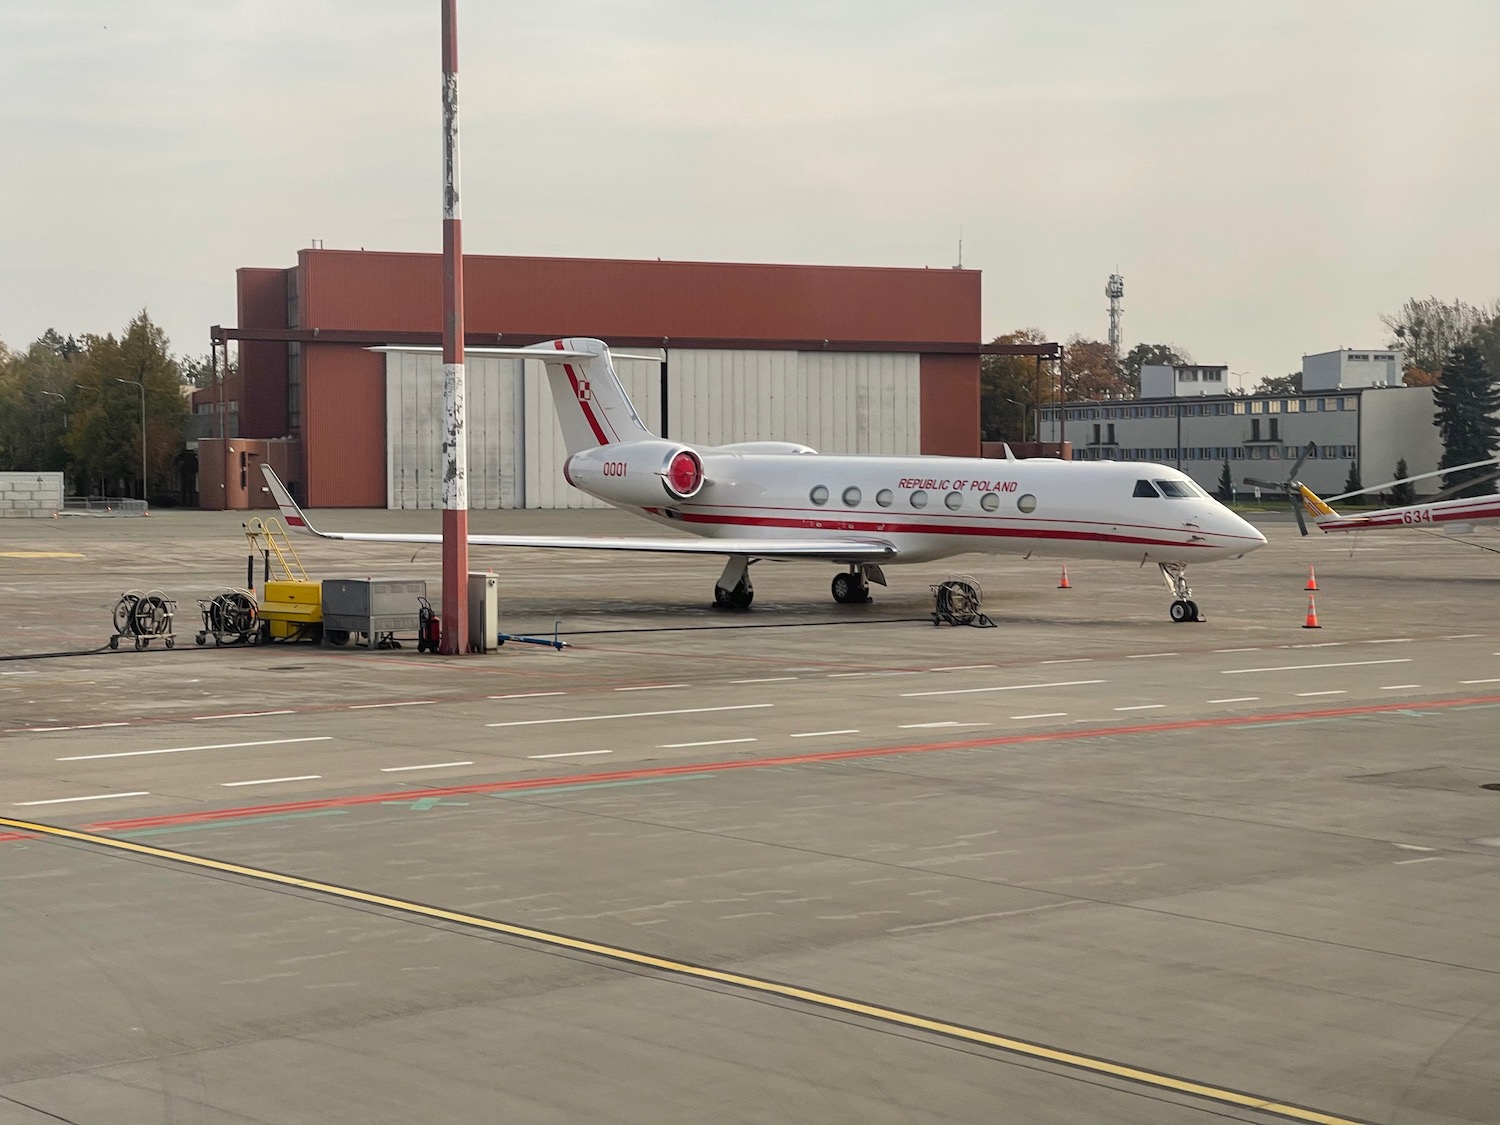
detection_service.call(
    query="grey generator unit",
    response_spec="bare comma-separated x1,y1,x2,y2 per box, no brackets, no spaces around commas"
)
321,578,426,648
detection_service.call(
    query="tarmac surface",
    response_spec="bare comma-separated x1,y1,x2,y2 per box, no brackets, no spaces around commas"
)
2,506,1499,1124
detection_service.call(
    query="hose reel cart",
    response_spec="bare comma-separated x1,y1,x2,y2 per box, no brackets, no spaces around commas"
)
195,590,259,646
109,590,178,650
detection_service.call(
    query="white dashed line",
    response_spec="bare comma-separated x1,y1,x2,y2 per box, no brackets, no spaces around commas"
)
348,700,436,710
930,665,996,672
1393,857,1443,865
1010,712,1068,720
488,704,772,728
527,750,613,760
1039,658,1092,664
1460,678,1500,685
899,721,988,729
790,730,861,738
1222,659,1411,674
1213,648,1261,654
1207,697,1259,703
1366,638,1412,644
1126,653,1178,660
1296,690,1347,697
729,677,798,684
614,683,689,692
1380,685,1422,691
15,791,149,806
487,691,566,700
657,738,757,749
1114,704,1166,711
902,679,1105,698
58,736,333,762
221,775,321,787
192,710,295,720
380,761,475,772
16,721,129,733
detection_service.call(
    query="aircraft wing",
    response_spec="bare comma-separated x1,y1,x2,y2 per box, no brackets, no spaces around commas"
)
260,466,896,562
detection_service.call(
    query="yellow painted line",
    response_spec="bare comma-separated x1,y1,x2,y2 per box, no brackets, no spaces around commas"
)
1,815,1367,1125
0,551,84,559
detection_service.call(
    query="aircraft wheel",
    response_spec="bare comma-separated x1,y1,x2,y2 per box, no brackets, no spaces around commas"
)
166,637,175,649
109,635,119,650
1185,599,1202,622
326,629,350,646
1169,599,1192,623
730,585,754,609
831,573,855,603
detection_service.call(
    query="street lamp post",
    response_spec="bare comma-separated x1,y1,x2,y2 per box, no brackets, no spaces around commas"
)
114,378,147,504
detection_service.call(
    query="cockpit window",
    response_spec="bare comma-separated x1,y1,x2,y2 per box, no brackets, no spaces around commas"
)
1133,479,1161,498
1154,479,1196,498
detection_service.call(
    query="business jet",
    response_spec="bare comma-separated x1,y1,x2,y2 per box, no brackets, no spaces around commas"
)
261,337,1266,621
1254,443,1500,547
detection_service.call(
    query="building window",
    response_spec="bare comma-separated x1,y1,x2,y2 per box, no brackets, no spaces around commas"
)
1340,445,1357,458
1286,399,1300,412
1341,396,1356,410
1321,445,1336,459
286,342,302,435
1233,401,1247,415
1232,447,1245,460
1250,401,1264,414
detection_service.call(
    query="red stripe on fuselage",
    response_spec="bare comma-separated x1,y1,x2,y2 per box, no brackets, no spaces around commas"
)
663,509,1231,550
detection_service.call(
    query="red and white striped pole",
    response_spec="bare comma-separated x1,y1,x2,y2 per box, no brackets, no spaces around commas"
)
439,0,469,654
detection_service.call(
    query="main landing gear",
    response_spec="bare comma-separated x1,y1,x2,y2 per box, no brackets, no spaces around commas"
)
832,563,885,605
713,555,754,610
1159,562,1203,623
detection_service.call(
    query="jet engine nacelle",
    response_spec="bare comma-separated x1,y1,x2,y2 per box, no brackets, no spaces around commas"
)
564,441,708,506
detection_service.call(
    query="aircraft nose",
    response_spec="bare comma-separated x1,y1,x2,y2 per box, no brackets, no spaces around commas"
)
1233,512,1268,548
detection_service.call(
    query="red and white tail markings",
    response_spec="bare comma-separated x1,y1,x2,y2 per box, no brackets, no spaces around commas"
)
556,339,615,447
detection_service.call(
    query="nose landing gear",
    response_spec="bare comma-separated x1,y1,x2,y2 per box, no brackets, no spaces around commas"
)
1159,562,1202,623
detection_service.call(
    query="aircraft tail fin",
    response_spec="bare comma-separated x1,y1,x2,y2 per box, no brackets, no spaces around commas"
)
1294,483,1341,532
526,338,656,456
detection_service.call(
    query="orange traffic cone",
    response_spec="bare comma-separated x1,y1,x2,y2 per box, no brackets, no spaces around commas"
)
1305,565,1318,591
1058,565,1071,590
1302,592,1321,629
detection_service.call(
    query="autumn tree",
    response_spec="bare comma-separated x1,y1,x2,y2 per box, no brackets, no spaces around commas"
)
0,332,79,474
1061,335,1126,400
1432,342,1500,498
1119,342,1190,396
979,328,1051,442
1382,296,1498,386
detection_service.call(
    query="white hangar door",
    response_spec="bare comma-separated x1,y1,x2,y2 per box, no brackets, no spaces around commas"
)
384,348,663,510
665,350,920,453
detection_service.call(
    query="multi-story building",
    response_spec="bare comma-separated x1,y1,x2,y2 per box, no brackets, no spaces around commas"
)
1037,356,1438,498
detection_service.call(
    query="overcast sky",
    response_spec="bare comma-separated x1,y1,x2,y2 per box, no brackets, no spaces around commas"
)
2,1,1497,383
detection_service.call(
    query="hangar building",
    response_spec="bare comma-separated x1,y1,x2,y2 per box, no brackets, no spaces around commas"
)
196,249,986,510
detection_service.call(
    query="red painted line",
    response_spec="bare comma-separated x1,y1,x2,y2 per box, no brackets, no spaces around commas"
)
81,693,1500,835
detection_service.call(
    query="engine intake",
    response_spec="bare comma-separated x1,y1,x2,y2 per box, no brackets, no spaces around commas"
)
564,441,708,507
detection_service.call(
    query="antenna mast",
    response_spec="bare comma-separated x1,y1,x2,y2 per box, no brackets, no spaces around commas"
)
1106,273,1124,357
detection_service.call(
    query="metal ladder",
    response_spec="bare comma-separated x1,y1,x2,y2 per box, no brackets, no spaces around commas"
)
243,517,309,583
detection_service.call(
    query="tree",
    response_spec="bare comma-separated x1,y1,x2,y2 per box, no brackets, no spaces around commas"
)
65,312,185,499
179,350,236,390
1388,458,1416,506
1061,335,1127,401
1255,372,1302,395
1120,342,1190,397
979,328,1050,443
1342,462,1363,506
1432,341,1500,498
1382,296,1499,386
1216,459,1234,502
0,332,78,474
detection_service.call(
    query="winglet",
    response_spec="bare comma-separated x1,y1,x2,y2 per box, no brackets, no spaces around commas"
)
260,465,321,536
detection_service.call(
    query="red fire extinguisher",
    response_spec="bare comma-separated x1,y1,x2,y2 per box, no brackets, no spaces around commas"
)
416,596,441,654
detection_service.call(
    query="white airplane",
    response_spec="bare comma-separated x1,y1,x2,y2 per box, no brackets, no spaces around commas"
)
1255,443,1500,545
261,337,1267,621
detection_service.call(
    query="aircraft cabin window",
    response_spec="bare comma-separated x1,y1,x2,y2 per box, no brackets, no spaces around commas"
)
1017,493,1037,513
810,485,829,506
980,492,1000,512
875,488,894,507
1133,479,1160,498
944,491,963,510
842,486,862,506
1154,480,1195,498
910,490,929,509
